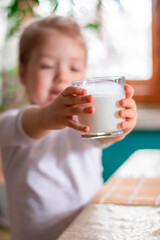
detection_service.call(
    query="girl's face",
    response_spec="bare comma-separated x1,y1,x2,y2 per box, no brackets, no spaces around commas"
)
20,31,86,106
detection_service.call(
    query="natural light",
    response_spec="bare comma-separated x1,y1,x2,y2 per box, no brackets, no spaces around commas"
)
0,0,152,80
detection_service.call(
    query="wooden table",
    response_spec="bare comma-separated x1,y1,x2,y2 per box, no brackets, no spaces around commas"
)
58,149,160,239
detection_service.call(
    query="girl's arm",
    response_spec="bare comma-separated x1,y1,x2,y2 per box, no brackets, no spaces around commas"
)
22,86,94,139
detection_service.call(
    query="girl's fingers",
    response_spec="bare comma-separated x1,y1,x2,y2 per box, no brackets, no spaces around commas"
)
124,84,134,99
65,118,89,132
62,86,87,97
119,109,137,119
64,94,94,106
64,106,95,115
120,119,135,130
119,98,136,110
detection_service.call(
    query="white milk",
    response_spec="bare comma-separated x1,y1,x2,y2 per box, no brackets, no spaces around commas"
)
78,81,125,135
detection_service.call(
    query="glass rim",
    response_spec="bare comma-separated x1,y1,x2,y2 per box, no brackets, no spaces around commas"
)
71,76,125,86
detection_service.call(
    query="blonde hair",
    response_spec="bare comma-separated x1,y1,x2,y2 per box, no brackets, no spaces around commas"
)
19,16,87,66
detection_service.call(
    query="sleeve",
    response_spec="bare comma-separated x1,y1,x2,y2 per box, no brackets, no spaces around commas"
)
0,106,39,147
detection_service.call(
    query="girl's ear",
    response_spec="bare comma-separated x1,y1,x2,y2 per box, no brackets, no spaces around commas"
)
19,63,26,85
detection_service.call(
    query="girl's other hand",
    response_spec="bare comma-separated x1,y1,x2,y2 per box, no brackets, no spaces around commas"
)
43,86,95,132
119,84,137,135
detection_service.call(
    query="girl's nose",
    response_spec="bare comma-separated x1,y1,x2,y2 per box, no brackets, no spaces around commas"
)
54,68,70,84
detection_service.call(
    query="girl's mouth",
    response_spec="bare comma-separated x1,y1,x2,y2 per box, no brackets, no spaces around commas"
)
49,88,63,101
49,94,56,101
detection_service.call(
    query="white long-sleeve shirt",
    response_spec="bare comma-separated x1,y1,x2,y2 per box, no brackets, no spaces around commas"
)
0,107,104,240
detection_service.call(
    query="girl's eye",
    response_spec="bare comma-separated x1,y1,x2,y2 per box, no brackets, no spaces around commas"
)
40,65,55,69
70,67,80,72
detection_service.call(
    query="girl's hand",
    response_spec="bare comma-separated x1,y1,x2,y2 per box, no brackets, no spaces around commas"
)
119,84,137,136
97,84,137,145
42,86,95,132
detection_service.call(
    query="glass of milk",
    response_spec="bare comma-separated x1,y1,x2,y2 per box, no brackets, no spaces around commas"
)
71,76,125,139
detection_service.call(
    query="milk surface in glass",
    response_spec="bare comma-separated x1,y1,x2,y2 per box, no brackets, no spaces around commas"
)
72,77,125,139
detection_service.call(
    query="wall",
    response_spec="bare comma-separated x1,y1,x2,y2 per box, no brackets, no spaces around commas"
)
102,130,160,182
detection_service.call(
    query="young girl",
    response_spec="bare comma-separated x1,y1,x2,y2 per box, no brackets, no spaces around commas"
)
0,16,137,240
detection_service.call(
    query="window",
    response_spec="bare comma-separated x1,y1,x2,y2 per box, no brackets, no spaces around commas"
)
127,0,160,103
48,0,160,103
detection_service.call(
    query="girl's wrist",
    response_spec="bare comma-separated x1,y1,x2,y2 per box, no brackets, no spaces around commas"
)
37,106,50,134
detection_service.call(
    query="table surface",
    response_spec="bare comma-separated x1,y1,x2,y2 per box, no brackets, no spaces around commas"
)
92,149,160,206
58,149,160,240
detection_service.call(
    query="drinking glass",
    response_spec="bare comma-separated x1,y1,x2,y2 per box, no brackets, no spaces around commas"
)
71,76,126,139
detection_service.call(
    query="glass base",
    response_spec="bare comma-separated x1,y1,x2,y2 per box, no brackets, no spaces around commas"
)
81,129,126,139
